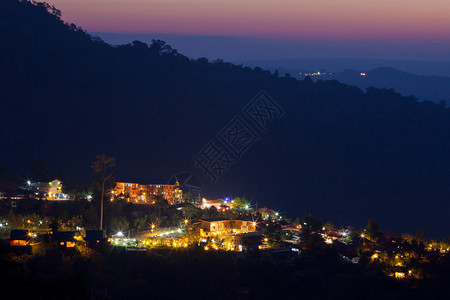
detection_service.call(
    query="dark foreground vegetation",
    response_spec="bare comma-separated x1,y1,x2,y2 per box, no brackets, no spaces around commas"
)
1,241,449,299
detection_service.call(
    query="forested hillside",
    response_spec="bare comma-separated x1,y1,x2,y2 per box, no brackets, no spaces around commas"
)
1,0,450,237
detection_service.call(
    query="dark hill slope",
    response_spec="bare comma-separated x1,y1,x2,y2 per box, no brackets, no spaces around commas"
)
1,0,450,237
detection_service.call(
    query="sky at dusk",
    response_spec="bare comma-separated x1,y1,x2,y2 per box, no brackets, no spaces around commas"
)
47,0,450,40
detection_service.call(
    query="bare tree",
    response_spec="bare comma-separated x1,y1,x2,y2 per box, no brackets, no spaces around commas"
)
91,154,116,230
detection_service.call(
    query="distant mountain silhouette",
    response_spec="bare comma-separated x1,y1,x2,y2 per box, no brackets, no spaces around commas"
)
237,58,450,77
333,67,450,105
240,63,450,105
1,0,450,238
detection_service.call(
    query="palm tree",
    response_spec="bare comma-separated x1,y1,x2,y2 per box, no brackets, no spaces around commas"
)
91,154,115,230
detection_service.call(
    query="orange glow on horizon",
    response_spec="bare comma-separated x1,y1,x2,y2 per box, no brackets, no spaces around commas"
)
45,0,450,41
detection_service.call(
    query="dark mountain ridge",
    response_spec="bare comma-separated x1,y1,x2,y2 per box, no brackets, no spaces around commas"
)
1,0,450,238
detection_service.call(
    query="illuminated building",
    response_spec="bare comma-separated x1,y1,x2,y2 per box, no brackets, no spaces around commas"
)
113,182,147,202
199,198,233,210
9,229,32,254
200,198,222,209
21,179,69,200
113,181,182,204
57,231,76,248
9,229,30,247
198,218,257,237
47,179,70,200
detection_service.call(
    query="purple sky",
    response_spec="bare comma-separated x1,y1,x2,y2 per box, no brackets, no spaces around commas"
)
47,0,450,60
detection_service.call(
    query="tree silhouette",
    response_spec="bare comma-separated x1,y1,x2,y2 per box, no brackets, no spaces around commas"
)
364,218,380,241
415,229,425,242
91,154,115,230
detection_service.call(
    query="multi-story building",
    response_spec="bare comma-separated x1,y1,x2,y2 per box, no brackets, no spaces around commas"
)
113,181,182,204
21,179,69,200
47,179,69,200
113,182,148,202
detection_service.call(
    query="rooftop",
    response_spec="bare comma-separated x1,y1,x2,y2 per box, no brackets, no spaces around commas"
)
10,229,29,240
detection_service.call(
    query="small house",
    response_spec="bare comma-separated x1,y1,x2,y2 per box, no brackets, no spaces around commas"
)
10,229,31,254
10,229,30,246
261,248,298,267
84,230,105,247
231,231,264,252
57,231,76,248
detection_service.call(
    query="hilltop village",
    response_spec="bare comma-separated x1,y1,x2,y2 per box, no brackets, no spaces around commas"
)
1,176,449,286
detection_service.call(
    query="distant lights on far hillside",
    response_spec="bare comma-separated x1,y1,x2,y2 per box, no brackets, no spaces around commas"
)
299,72,333,76
360,72,366,76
